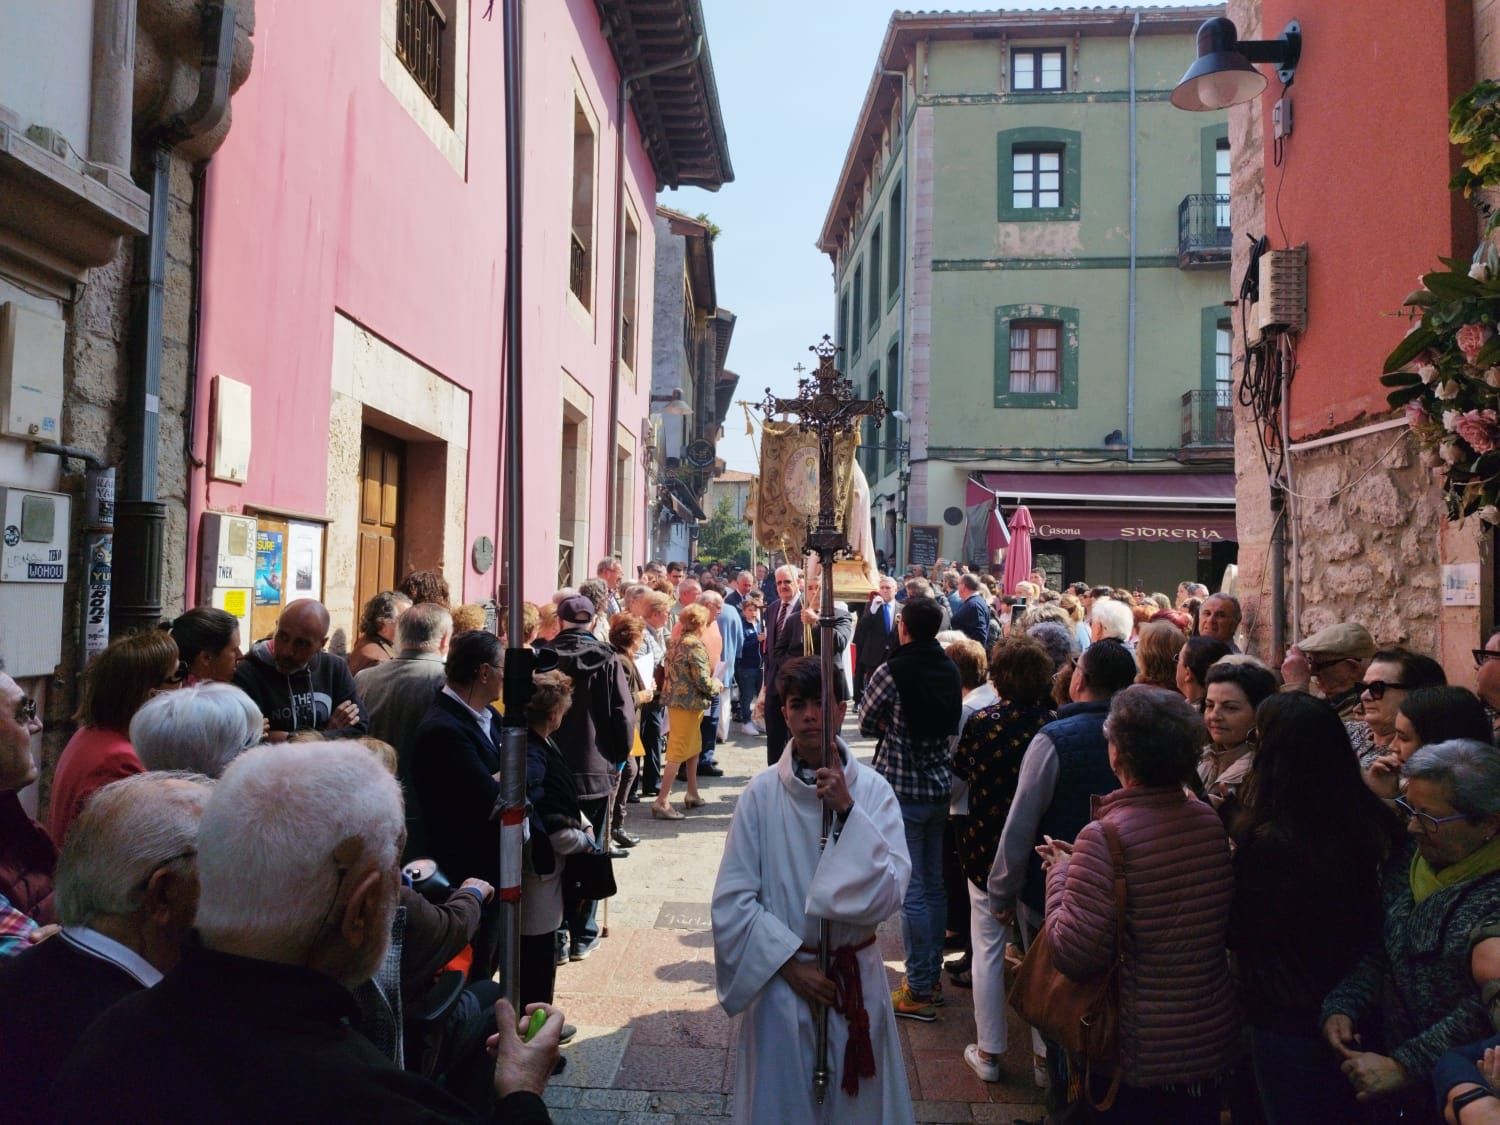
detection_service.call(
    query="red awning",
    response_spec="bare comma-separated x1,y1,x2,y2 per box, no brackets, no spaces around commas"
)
963,471,1237,543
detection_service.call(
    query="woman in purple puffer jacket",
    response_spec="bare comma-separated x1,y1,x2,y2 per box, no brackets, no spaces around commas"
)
1039,684,1239,1123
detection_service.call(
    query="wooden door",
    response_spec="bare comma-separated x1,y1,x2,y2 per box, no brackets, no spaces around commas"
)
357,429,404,619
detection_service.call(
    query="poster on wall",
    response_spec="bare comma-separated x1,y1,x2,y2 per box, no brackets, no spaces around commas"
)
255,530,284,606
1442,562,1481,607
287,520,324,603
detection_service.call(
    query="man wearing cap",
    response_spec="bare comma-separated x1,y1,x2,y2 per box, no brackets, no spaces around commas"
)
546,594,636,961
1280,622,1377,719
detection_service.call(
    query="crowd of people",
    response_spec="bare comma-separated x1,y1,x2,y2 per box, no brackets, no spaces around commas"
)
8,549,1500,1123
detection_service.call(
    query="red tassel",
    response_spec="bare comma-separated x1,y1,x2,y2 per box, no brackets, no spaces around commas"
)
829,944,878,1097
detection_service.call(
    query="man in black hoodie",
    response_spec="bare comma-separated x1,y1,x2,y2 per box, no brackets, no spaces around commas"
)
233,599,367,740
546,595,634,961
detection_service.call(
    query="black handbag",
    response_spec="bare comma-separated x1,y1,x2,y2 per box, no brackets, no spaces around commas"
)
562,850,617,901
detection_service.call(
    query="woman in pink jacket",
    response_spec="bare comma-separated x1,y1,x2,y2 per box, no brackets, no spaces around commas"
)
1039,684,1239,1123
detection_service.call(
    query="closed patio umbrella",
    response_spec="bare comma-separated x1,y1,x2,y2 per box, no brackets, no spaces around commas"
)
1002,505,1035,595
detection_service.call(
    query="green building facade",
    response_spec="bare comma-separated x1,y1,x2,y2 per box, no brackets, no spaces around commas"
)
820,7,1237,593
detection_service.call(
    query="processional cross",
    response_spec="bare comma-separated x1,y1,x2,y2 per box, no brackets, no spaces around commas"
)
760,335,884,1104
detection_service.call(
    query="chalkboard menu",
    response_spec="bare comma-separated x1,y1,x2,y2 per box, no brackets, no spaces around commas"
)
908,525,940,567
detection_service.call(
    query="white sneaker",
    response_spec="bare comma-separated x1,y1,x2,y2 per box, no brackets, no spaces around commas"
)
741,721,762,736
964,1043,1001,1083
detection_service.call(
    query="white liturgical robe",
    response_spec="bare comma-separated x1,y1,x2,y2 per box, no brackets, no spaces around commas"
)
712,740,914,1124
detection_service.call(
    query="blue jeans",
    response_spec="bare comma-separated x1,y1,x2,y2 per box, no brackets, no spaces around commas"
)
899,799,948,996
1249,1025,1362,1125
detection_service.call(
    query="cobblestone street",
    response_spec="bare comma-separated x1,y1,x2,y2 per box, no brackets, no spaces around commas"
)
545,721,1047,1124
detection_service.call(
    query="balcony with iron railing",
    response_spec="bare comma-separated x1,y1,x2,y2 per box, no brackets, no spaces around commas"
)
1177,194,1231,269
1181,388,1234,455
569,233,589,305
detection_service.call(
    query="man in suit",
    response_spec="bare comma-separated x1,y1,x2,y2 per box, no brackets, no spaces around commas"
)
853,574,901,701
356,602,453,860
950,573,991,650
0,772,209,1120
763,565,854,767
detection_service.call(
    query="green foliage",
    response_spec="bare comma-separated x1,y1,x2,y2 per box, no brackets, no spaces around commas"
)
696,494,751,566
1450,80,1500,230
694,212,723,241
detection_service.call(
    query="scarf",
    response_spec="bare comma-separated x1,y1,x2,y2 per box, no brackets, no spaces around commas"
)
884,639,962,740
1410,834,1500,904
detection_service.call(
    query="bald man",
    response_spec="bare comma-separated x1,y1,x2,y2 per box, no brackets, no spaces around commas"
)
233,599,367,740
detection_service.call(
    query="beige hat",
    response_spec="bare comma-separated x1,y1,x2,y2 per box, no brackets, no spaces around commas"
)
1298,622,1376,663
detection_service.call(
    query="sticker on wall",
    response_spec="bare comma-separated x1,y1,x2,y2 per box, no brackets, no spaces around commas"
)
1442,563,1481,607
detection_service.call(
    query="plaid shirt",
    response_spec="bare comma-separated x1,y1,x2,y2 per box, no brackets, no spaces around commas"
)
859,663,951,804
0,893,34,959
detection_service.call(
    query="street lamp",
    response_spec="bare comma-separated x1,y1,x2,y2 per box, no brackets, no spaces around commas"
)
1170,17,1302,111
652,388,693,416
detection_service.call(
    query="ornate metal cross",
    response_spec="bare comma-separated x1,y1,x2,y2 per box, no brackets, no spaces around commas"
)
762,335,886,556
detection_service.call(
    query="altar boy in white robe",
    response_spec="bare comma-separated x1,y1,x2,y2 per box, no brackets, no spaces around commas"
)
712,655,914,1124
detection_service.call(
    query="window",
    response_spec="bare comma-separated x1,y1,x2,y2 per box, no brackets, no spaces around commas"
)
884,341,901,478
887,184,903,301
994,304,1079,408
620,212,639,372
396,0,451,116
998,128,1081,222
1008,320,1061,394
838,288,850,355
569,99,596,309
1012,147,1062,211
851,262,864,358
1215,321,1232,404
1012,48,1065,92
867,224,882,335
862,367,881,478
1215,139,1231,230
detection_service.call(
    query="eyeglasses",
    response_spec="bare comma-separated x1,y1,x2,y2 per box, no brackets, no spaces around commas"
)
133,848,198,893
1394,796,1472,835
775,580,796,587
1475,649,1500,669
12,695,36,725
1360,680,1411,701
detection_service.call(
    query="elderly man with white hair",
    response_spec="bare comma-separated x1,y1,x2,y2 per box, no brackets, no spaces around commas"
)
1089,596,1136,646
0,771,209,1119
130,682,263,778
56,742,560,1123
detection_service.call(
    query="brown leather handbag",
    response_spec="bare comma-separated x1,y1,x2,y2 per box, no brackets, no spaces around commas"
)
1007,819,1127,1110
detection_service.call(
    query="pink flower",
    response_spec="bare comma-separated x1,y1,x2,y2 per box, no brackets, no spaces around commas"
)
1405,401,1431,428
1453,409,1500,454
1457,323,1495,361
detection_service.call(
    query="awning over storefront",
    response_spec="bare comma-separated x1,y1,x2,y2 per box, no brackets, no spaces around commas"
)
963,470,1236,549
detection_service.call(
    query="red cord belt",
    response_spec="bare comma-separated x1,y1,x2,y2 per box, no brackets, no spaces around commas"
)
797,933,878,1096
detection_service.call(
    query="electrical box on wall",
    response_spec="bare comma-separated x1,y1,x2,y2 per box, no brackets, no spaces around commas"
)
0,304,65,442
198,511,257,641
210,375,253,482
0,486,72,676
1257,246,1308,333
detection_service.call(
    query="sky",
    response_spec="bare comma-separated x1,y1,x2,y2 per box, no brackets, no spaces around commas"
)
664,0,1209,474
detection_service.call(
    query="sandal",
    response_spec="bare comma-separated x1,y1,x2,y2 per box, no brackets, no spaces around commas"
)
651,803,685,820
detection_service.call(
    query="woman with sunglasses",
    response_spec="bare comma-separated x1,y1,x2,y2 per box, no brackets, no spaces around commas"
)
48,631,181,848
1231,693,1401,1124
1346,648,1447,770
1322,739,1500,1115
1366,686,1493,801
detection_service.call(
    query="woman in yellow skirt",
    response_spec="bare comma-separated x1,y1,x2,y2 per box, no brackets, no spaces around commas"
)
653,603,721,820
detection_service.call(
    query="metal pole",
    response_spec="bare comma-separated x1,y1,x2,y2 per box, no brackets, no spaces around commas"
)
812,544,835,1106
497,0,531,1012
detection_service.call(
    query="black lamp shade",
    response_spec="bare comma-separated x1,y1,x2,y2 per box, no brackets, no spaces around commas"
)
1171,17,1269,111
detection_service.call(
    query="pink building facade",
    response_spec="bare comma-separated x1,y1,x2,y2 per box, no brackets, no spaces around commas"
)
188,0,729,642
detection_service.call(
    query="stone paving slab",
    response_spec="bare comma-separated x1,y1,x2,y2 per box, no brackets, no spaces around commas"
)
547,719,1046,1125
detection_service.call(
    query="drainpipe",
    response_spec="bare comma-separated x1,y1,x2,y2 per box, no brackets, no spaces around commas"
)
117,1,234,634
182,162,208,605
601,29,704,562
1125,10,1140,462
882,65,910,565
